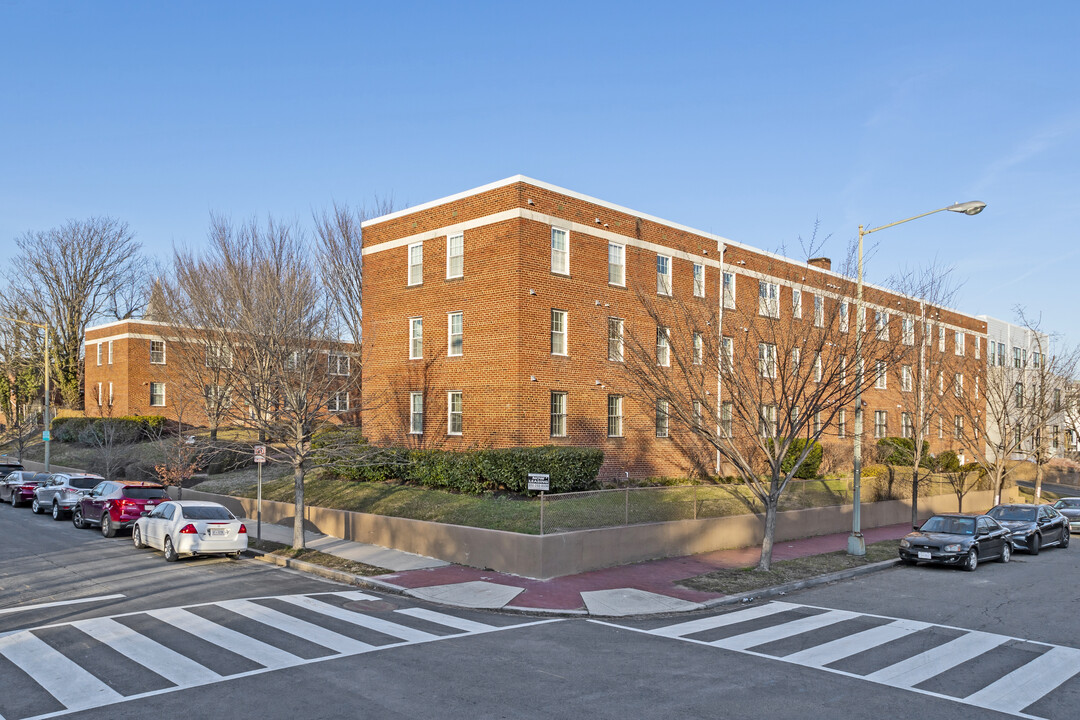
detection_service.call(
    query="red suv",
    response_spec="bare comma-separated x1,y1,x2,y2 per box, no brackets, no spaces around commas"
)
73,480,169,537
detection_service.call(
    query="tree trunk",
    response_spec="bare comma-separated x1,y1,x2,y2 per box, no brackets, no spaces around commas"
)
293,459,305,549
911,467,920,529
210,426,218,442
756,499,778,571
1035,461,1043,503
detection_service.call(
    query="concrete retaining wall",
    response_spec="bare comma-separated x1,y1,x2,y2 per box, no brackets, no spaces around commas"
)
172,485,1022,579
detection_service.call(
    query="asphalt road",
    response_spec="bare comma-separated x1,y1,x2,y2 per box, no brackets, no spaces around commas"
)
3,497,1079,720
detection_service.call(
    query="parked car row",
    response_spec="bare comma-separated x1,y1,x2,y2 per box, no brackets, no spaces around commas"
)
900,500,1076,571
0,466,247,561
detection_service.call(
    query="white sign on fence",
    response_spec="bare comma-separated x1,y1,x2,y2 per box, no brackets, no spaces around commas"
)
527,473,550,492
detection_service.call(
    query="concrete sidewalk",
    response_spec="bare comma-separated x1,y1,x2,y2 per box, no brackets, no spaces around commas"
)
249,519,911,617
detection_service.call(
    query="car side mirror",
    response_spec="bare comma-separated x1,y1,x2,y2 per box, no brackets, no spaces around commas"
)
140,511,150,517
913,524,920,531
977,528,989,537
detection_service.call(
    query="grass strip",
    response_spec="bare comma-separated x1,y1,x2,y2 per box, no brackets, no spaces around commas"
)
681,539,901,595
248,538,391,576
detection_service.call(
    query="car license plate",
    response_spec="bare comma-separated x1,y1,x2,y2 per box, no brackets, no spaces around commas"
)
145,502,155,507
208,528,227,537
918,551,931,560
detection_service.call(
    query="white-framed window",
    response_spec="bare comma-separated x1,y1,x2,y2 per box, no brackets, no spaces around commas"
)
409,318,423,359
976,376,980,400
790,406,799,428
203,384,231,408
446,233,464,279
96,382,103,406
902,412,914,439
551,309,567,355
975,337,981,360
657,255,672,295
954,373,964,397
901,365,912,392
1014,346,1023,368
328,353,350,376
96,343,102,366
758,281,779,318
107,382,113,405
954,415,964,440
874,410,888,439
410,392,423,434
693,264,705,298
150,340,166,365
813,353,823,382
955,331,965,356
813,411,822,435
814,295,824,327
692,331,703,365
758,343,777,379
759,404,777,438
150,382,165,407
839,301,849,333
656,327,670,367
838,409,846,438
551,227,569,275
108,340,114,365
285,350,300,372
328,391,349,413
875,311,890,340
448,391,462,435
656,399,670,438
722,272,736,309
205,343,231,368
448,312,463,357
792,289,802,319
939,371,944,395
791,347,801,373
939,416,944,439
607,395,623,437
841,356,847,385
608,243,625,286
551,391,567,437
721,402,733,438
721,336,733,372
692,400,703,429
408,242,423,286
902,318,914,345
608,318,623,362
875,360,887,389
989,340,996,366
939,325,946,352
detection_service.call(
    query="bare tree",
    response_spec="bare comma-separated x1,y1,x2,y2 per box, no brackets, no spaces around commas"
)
168,215,363,548
81,401,135,481
613,250,911,571
1,218,148,408
886,261,965,527
0,315,45,462
942,464,982,513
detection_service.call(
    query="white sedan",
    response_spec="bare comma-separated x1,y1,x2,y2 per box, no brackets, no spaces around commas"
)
133,500,248,561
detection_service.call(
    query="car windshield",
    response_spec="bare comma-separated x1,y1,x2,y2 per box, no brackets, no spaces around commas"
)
123,487,168,499
920,517,975,535
69,477,101,489
1054,499,1080,509
987,507,1036,522
181,506,233,520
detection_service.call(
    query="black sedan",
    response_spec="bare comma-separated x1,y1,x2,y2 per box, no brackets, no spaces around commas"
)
899,514,1012,571
987,504,1070,555
1052,498,1080,534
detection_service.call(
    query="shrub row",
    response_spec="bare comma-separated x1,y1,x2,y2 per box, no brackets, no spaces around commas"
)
51,415,167,444
330,445,604,495
780,439,823,479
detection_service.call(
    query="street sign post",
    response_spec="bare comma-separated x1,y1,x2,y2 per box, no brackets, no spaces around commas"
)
42,430,50,442
528,473,550,535
254,446,266,541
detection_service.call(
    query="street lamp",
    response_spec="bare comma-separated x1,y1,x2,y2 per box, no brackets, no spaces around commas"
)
848,200,986,556
0,316,51,472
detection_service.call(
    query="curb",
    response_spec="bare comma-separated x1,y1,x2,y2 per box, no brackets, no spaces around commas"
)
248,548,903,618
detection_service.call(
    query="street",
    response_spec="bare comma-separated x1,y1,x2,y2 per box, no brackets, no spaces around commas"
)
3,498,1080,720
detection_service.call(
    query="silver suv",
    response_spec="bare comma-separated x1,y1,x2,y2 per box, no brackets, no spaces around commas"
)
33,473,105,519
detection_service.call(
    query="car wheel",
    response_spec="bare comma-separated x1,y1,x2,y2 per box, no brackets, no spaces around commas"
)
51,501,63,521
133,526,145,549
101,514,117,538
72,506,86,529
10,493,20,508
1030,534,1041,555
999,543,1011,563
964,549,978,572
163,536,179,562
31,497,42,514
1061,530,1070,549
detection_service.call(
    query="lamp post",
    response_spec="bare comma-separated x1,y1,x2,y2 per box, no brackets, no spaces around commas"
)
0,316,51,472
848,200,985,556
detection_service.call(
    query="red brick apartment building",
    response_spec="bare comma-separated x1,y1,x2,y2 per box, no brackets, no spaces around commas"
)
360,177,988,479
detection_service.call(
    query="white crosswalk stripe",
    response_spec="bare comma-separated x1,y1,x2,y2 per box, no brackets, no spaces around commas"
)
622,601,1080,719
0,591,549,720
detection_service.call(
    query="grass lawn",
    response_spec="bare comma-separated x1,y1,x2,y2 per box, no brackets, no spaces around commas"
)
681,539,901,595
248,538,390,576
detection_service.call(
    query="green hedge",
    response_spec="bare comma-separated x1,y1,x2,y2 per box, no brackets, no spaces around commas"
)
780,439,823,479
330,445,604,495
877,437,935,468
937,450,961,473
51,415,167,444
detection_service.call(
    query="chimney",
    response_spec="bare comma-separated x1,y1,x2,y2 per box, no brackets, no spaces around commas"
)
808,257,831,271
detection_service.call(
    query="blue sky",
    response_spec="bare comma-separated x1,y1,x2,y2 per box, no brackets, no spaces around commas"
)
2,1,1077,343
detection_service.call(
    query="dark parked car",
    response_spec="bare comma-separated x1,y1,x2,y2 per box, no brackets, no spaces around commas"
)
899,514,1012,571
0,471,49,507
0,462,25,482
987,504,1070,554
1052,498,1080,534
73,480,169,537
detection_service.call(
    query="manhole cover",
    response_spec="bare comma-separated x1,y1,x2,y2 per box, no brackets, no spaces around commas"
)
344,599,398,613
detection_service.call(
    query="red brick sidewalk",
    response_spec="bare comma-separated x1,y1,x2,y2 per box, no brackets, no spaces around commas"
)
378,523,911,611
